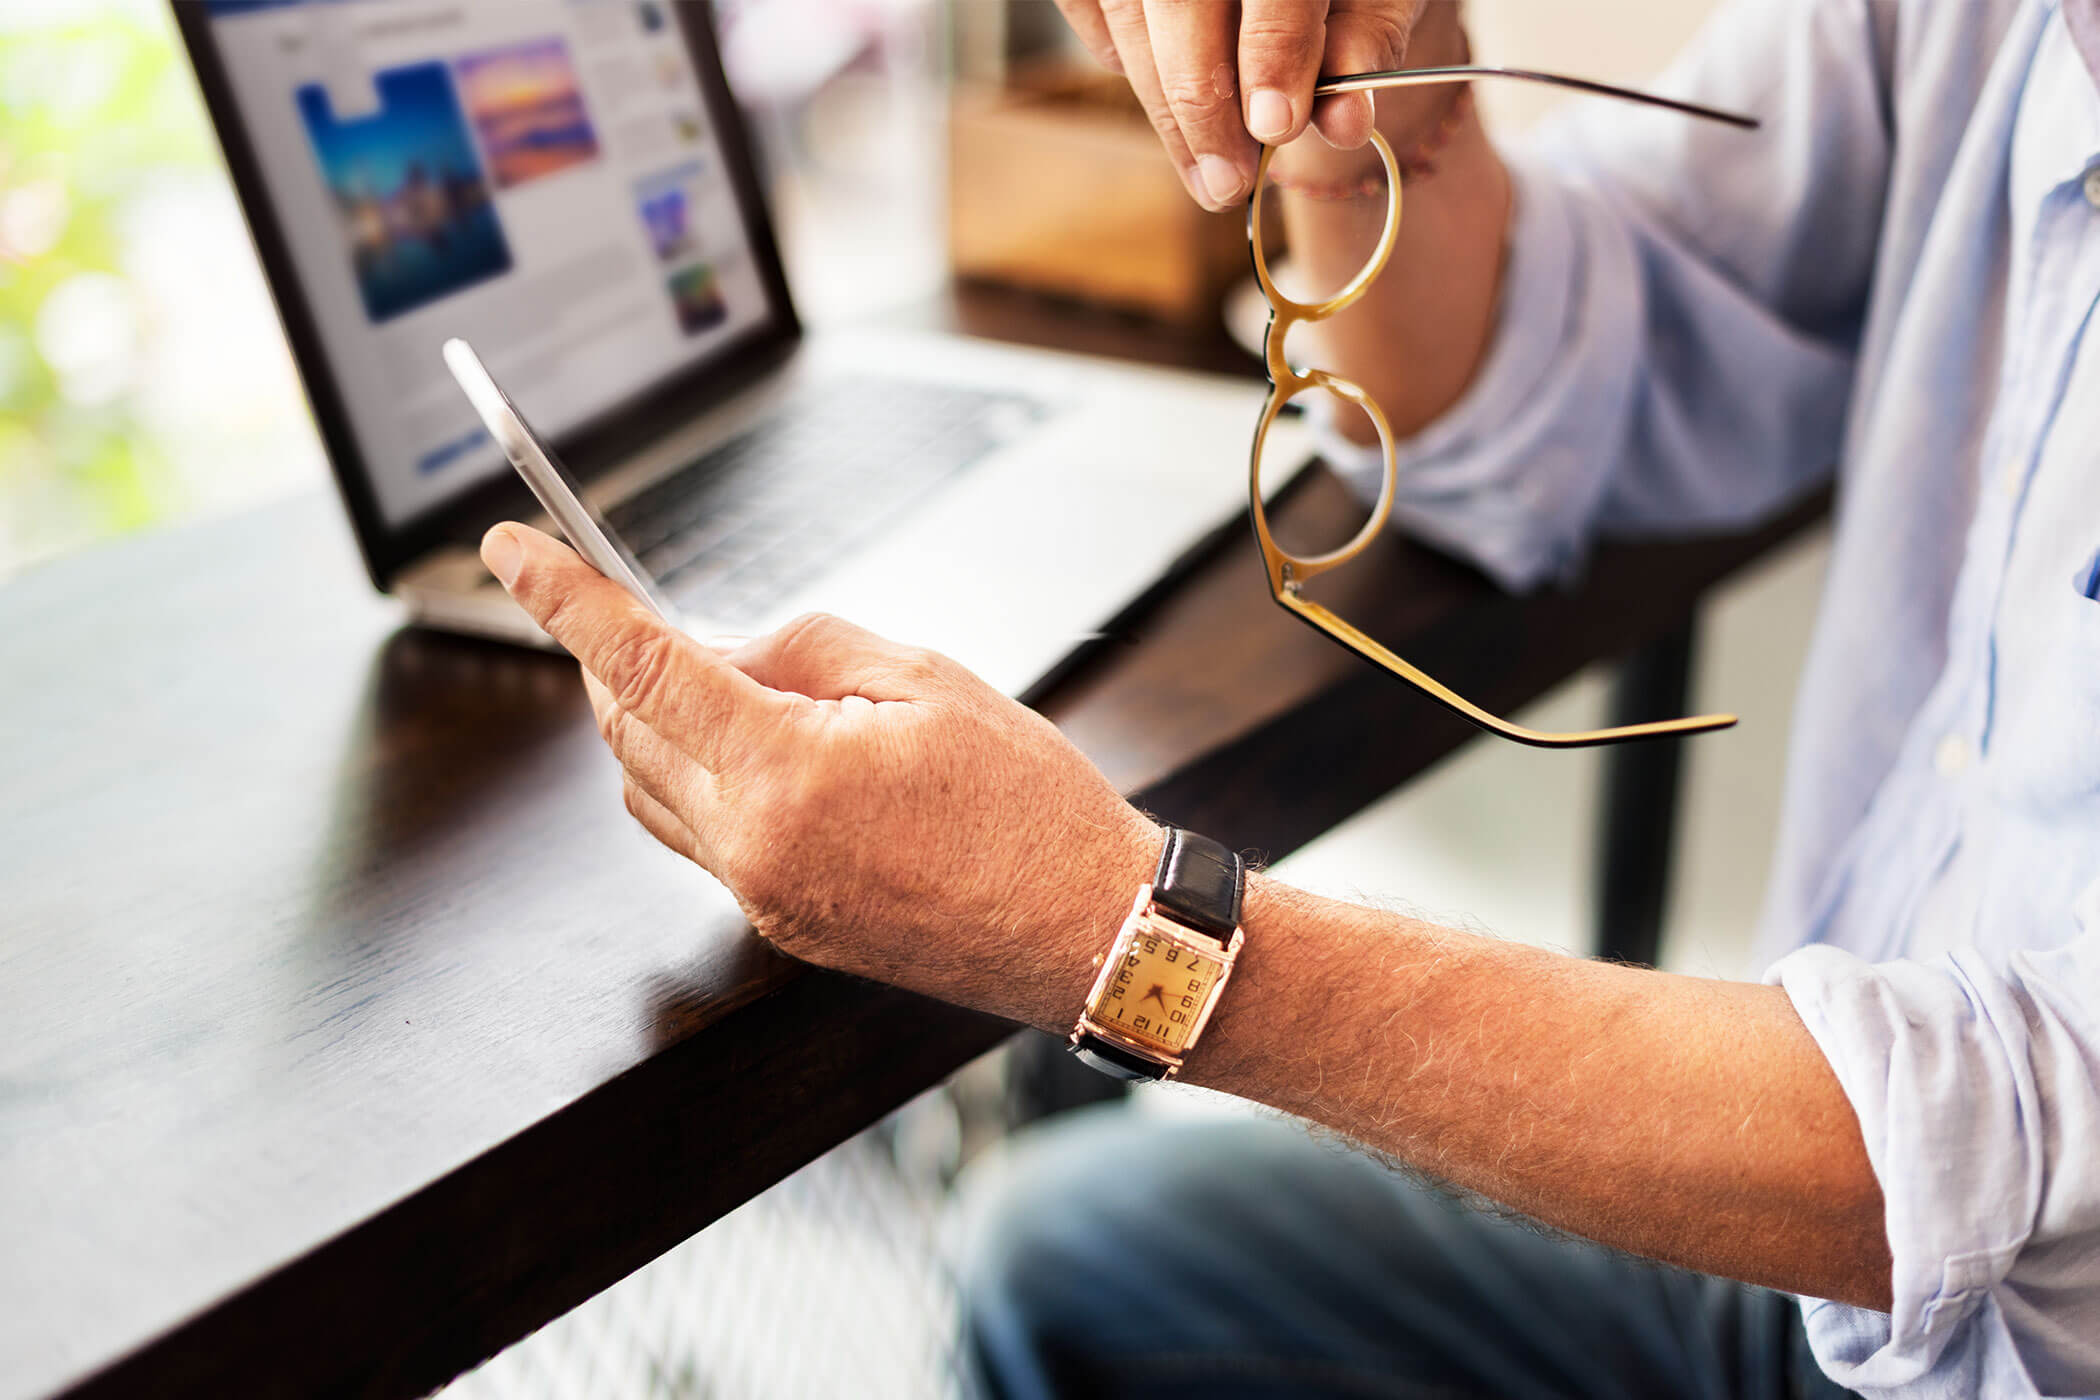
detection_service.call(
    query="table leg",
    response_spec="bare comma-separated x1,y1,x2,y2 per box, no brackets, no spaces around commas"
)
1592,622,1697,968
1003,1030,1129,1125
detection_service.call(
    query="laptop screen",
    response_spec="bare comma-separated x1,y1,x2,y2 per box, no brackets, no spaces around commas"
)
196,0,779,530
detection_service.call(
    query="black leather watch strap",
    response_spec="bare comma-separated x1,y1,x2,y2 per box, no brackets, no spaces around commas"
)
1150,828,1244,944
1069,1031,1171,1082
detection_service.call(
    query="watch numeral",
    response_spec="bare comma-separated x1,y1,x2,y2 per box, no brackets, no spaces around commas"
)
1181,995,1195,1008
1170,1010,1187,1024
1165,946,1179,963
1187,978,1203,992
1133,1015,1149,1031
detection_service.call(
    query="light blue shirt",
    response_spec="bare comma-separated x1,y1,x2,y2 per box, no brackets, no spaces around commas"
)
1322,1,2100,1394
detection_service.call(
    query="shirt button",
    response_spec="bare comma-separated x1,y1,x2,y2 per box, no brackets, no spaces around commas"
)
2086,167,2100,210
1934,734,1971,776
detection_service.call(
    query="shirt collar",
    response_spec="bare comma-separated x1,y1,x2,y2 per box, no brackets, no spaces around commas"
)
2064,0,2100,90
2017,5,2100,206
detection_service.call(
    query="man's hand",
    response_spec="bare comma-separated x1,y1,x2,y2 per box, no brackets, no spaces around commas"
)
1053,0,1430,209
481,523,1159,1027
482,524,1893,1310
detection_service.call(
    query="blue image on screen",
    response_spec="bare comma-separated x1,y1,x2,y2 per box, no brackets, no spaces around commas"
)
296,63,512,323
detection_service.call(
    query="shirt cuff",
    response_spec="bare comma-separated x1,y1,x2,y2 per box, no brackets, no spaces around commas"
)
1764,944,2038,1396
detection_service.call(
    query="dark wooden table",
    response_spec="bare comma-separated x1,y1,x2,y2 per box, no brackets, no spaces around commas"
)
0,285,1826,1400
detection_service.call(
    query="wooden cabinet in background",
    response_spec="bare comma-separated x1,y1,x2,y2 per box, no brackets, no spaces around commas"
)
948,66,1249,329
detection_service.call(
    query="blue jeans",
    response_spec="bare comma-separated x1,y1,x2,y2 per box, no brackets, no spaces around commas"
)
960,1106,1853,1400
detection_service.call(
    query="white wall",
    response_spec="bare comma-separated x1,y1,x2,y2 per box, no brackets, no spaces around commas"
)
1467,0,1725,129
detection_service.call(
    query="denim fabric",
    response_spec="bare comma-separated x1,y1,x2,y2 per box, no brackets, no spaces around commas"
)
961,1108,1852,1400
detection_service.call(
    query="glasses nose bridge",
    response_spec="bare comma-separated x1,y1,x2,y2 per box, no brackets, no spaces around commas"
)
1261,303,1315,390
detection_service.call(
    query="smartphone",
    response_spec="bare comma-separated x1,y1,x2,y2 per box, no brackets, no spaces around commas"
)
442,337,681,626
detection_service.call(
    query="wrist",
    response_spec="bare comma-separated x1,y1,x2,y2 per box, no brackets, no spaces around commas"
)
1268,86,1474,200
1033,812,1163,1033
1266,9,1474,196
1176,873,1401,1104
1056,825,1251,1080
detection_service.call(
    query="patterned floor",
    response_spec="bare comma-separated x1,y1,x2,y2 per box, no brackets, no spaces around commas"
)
437,1086,972,1400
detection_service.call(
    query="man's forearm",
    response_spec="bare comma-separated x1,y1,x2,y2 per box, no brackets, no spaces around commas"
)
1183,875,1893,1311
1273,8,1511,442
1278,116,1511,442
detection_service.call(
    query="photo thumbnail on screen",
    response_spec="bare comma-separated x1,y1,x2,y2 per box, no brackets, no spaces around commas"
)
455,37,602,190
297,62,511,323
634,161,709,264
666,262,727,335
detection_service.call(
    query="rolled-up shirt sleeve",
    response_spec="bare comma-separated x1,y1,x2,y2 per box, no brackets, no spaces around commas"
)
1314,0,1889,592
1767,937,2100,1397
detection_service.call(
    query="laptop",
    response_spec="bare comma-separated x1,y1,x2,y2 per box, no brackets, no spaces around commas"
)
174,0,1304,698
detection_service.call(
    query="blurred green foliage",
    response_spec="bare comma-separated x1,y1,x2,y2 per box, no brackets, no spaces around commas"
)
0,4,221,570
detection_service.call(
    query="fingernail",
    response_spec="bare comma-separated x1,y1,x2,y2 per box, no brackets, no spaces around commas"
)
1198,154,1246,205
1248,87,1292,141
481,525,523,588
703,634,750,653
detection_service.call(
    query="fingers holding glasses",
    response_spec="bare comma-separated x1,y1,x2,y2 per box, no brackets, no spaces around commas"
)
1091,0,1211,206
1237,0,1328,146
1055,0,1437,210
1062,0,1332,211
1135,0,1275,208
1311,0,1428,149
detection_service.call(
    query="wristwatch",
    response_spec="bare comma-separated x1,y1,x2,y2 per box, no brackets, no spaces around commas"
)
1068,828,1245,1081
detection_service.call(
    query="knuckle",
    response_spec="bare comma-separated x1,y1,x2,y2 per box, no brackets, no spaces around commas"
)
604,626,680,713
1143,100,1188,150
597,695,641,754
1344,11,1412,63
1158,71,1235,124
535,584,582,641
1239,15,1315,64
900,645,950,685
621,778,650,823
779,610,845,651
1371,16,1411,55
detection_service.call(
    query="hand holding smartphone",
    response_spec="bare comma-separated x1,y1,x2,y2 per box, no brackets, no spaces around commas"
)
443,337,682,628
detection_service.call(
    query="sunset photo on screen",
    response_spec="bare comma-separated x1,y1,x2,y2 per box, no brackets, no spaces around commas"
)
455,36,601,189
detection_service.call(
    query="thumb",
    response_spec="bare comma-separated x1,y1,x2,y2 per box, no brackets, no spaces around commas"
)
723,612,945,702
1312,0,1425,148
483,522,782,766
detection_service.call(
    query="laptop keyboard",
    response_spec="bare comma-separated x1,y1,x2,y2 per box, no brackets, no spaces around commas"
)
606,377,1046,627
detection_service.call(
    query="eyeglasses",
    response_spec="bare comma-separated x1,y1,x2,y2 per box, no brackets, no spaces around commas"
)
1246,66,1758,747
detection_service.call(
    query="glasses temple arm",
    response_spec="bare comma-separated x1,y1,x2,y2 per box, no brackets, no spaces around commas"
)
1311,65,1759,130
1276,591,1738,749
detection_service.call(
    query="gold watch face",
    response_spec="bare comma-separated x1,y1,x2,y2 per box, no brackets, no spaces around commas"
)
1088,926,1226,1056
